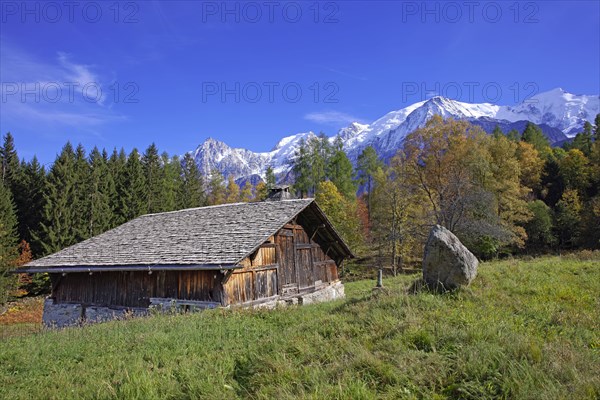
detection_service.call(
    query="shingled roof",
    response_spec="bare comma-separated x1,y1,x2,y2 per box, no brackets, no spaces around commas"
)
20,199,353,273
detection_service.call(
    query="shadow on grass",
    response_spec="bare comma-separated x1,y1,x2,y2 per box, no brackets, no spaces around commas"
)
408,278,465,295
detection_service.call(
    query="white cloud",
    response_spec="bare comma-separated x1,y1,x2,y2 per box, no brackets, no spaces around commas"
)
0,41,122,130
304,111,364,126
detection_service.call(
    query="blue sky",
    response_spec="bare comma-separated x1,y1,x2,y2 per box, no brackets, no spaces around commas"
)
1,0,599,165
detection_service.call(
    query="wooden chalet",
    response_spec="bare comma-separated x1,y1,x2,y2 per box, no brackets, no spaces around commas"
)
19,189,353,326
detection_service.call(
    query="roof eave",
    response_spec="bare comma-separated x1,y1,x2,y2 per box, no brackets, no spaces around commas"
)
13,263,240,274
308,201,355,259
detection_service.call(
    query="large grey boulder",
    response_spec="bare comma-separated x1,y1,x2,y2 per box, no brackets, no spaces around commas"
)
422,225,479,290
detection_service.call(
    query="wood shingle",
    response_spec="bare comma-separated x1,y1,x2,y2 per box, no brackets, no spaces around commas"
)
22,199,351,272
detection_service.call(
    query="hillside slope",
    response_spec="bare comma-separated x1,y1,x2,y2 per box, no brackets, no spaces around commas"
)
1,255,599,399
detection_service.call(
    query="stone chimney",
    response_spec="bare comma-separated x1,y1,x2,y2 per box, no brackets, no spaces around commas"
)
265,185,295,201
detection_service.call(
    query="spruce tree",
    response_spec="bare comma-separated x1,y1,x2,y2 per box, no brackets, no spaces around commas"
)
569,122,594,156
0,181,18,304
308,133,331,194
122,148,147,219
265,165,276,189
109,148,128,225
1,132,20,188
38,143,78,254
160,153,180,212
507,129,521,142
492,125,503,139
142,143,163,213
356,146,382,220
73,144,90,241
180,153,206,209
86,147,116,236
328,135,356,199
292,138,311,198
594,114,600,142
14,157,46,256
521,122,550,153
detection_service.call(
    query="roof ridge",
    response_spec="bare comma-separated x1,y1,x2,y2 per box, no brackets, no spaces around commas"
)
139,198,314,218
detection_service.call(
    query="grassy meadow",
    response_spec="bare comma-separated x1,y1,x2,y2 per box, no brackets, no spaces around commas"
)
0,255,599,399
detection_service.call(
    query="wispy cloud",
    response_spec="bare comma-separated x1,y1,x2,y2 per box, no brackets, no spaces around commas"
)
0,40,125,132
304,111,365,126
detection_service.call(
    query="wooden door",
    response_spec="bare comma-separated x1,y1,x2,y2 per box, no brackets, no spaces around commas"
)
296,246,314,289
275,228,298,295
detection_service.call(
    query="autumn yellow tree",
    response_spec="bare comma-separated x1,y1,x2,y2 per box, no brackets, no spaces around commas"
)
559,149,592,195
401,116,538,257
240,181,253,202
254,181,268,201
402,115,489,232
315,181,362,251
516,141,544,193
484,134,533,247
207,169,226,205
371,155,424,274
225,176,240,203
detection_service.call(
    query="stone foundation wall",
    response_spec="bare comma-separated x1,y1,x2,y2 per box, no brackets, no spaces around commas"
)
250,281,345,309
42,299,83,328
298,281,345,305
42,281,345,328
42,298,148,328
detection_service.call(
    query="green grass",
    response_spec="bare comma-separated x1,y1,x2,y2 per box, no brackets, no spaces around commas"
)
1,256,599,399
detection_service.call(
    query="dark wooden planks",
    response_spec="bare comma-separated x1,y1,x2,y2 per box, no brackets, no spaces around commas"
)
52,270,220,308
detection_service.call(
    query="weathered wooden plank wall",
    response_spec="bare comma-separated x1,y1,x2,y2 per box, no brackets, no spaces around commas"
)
52,270,221,308
223,241,279,305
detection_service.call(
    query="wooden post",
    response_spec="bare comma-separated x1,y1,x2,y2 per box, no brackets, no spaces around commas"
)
376,268,383,288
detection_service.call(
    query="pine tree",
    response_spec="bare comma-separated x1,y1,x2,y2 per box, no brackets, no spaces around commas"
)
122,148,147,220
308,133,331,194
506,129,521,142
356,146,382,220
0,181,18,304
109,148,128,225
86,147,116,237
492,125,503,139
37,143,78,255
225,175,240,203
73,144,90,241
180,153,206,209
292,138,311,198
524,200,556,249
207,169,226,205
142,143,163,213
160,153,180,212
328,135,356,199
0,132,21,195
594,114,600,142
521,122,550,154
1,132,20,188
569,122,594,156
14,157,46,256
265,165,276,189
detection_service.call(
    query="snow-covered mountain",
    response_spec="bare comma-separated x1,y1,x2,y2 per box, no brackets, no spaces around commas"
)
190,88,599,183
